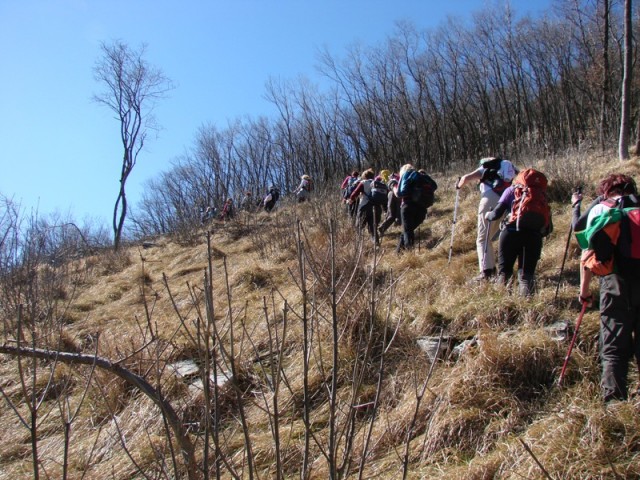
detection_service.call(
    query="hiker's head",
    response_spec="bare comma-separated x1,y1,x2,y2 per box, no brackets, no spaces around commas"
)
302,174,311,180
399,164,414,177
362,169,375,180
418,169,427,175
598,173,637,198
379,169,391,182
351,170,359,177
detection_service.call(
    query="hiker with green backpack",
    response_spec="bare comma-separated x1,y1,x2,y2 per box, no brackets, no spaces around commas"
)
572,173,640,403
484,168,552,296
456,156,517,281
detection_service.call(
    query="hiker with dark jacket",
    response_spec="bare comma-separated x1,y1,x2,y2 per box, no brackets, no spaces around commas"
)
348,169,381,242
457,157,517,281
572,173,640,403
394,164,428,252
263,186,280,212
484,169,552,296
378,177,400,237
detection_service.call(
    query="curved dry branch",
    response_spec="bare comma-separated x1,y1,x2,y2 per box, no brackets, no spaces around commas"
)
0,344,199,480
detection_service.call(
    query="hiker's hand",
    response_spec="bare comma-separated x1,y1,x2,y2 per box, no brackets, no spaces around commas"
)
579,293,593,307
484,212,493,221
571,192,582,207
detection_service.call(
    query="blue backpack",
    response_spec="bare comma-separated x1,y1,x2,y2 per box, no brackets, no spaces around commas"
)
398,170,437,208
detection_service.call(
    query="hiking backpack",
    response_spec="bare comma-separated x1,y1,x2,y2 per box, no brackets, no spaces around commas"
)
576,197,640,278
398,170,438,209
368,178,389,206
480,157,514,195
508,169,551,233
343,176,359,199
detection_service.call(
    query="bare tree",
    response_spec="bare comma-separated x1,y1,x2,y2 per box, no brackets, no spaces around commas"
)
619,0,632,160
93,40,174,250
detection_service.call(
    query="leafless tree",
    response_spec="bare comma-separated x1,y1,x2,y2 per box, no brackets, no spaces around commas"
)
619,0,633,159
93,40,174,250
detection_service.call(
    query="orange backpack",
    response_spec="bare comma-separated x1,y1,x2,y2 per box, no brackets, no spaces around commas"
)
509,169,551,233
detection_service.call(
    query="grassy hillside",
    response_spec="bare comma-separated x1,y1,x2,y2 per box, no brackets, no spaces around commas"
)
1,152,640,479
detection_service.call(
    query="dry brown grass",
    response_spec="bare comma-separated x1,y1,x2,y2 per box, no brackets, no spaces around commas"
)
2,151,640,479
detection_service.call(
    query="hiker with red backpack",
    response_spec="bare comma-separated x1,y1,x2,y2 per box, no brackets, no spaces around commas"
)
572,173,640,402
348,169,382,243
456,157,517,281
484,168,552,296
394,164,438,252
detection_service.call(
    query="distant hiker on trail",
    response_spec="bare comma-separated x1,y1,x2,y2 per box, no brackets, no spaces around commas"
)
456,156,517,281
394,164,437,252
572,173,640,403
240,191,254,212
263,185,280,212
485,168,552,296
378,177,401,238
348,169,381,243
219,198,234,221
295,174,313,203
200,205,216,225
341,171,360,219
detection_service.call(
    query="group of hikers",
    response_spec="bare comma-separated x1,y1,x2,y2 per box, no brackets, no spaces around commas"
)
340,165,438,252
196,158,640,403
200,174,315,224
343,159,640,404
341,158,552,298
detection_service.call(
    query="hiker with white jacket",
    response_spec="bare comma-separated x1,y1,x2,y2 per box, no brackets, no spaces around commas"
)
456,156,517,281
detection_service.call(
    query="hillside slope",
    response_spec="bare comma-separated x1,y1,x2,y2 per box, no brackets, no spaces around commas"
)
1,153,640,479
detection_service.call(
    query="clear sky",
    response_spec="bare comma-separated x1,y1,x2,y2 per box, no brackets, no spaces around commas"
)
0,0,553,227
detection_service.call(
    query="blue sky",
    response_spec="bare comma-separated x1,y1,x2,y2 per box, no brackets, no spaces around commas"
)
0,0,553,227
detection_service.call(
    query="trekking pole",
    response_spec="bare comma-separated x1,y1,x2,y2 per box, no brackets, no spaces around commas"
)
553,187,582,305
448,180,461,264
557,300,588,386
482,219,492,271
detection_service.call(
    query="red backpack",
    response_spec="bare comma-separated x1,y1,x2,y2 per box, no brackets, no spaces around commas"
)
509,169,551,233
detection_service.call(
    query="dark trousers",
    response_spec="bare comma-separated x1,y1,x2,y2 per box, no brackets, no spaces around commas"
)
357,203,381,238
397,202,427,251
599,274,640,401
497,228,542,281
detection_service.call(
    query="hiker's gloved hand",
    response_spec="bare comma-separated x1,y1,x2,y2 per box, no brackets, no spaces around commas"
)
484,211,494,221
571,192,582,207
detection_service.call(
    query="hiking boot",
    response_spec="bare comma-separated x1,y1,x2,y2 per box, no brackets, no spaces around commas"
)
518,272,535,297
473,268,496,282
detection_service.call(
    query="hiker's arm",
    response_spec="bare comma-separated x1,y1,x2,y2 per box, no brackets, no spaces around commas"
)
484,187,513,221
456,170,482,189
485,201,508,221
349,182,364,202
579,261,593,306
572,196,601,230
